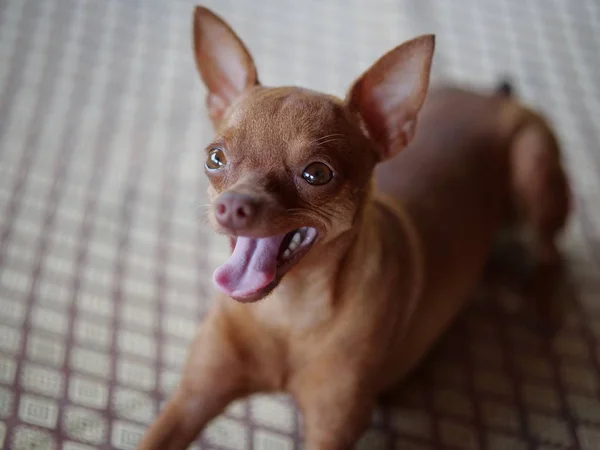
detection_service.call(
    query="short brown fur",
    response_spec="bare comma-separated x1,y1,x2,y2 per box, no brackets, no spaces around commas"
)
137,6,572,449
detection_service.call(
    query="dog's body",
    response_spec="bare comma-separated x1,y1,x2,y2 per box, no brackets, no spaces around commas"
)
137,7,571,450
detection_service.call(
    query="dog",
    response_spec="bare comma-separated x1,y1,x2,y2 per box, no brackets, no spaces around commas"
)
137,6,572,449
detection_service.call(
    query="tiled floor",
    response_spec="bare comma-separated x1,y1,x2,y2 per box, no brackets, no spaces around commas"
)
0,0,599,449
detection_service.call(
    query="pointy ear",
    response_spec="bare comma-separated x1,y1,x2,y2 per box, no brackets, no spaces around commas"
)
193,6,259,126
346,35,434,161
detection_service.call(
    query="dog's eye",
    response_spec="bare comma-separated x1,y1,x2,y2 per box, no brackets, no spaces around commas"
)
302,162,333,185
206,147,227,170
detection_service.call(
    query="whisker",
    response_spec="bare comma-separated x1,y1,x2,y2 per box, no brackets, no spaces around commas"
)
315,133,344,143
195,203,212,225
307,133,345,148
285,205,332,230
196,214,211,226
313,138,342,147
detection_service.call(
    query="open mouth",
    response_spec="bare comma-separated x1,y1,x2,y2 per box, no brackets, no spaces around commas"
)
213,227,318,302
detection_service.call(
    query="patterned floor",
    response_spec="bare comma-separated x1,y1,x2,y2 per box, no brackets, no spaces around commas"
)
0,0,599,449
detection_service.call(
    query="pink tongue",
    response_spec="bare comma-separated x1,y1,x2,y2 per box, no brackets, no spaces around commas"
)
213,234,287,298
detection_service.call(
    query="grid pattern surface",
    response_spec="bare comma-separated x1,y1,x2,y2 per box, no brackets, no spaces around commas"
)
1,0,599,449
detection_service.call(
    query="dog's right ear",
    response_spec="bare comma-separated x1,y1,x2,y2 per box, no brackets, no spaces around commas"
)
193,6,259,125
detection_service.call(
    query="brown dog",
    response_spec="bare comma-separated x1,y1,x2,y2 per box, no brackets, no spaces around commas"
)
137,6,571,449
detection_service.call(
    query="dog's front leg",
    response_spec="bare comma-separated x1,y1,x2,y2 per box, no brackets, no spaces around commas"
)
291,362,375,450
136,309,253,450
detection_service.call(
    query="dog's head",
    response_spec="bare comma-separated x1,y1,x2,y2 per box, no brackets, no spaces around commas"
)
193,6,434,302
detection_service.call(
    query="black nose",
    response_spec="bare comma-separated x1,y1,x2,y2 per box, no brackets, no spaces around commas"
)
214,192,258,230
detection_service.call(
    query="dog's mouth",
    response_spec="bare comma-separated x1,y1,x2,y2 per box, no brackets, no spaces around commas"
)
212,227,318,302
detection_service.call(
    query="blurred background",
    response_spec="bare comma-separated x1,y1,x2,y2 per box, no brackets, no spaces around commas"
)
0,0,599,449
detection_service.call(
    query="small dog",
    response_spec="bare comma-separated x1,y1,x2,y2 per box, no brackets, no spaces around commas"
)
137,6,571,449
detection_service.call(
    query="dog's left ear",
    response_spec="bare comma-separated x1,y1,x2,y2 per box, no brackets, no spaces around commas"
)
346,35,434,160
193,6,259,125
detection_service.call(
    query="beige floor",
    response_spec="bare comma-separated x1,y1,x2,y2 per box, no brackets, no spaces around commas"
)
0,0,599,449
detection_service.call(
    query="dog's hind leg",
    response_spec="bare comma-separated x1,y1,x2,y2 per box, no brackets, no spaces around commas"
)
508,117,572,325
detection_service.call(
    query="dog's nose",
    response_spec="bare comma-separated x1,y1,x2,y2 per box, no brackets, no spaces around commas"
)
214,192,258,230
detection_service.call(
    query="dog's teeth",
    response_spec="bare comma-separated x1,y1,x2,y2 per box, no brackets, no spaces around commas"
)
282,249,291,259
288,231,302,251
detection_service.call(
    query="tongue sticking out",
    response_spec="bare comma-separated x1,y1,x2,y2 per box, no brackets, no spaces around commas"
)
213,234,287,299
